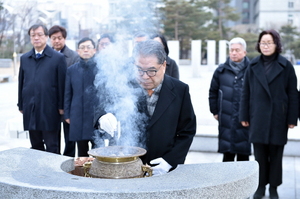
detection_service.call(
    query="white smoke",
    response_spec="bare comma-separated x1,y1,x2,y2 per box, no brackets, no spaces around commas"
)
93,0,161,148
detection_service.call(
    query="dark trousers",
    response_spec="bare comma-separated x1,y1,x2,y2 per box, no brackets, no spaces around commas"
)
223,152,249,162
77,140,96,157
29,130,60,154
253,143,284,187
58,121,75,157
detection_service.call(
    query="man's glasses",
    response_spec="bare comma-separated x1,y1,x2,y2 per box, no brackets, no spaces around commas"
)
78,45,94,50
137,65,162,77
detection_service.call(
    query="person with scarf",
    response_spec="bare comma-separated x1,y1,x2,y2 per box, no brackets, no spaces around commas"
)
209,37,251,162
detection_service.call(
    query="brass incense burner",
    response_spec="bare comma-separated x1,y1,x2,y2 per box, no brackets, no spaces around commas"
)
85,146,152,179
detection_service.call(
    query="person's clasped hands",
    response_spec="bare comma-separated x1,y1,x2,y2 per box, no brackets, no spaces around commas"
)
99,113,117,137
150,157,172,176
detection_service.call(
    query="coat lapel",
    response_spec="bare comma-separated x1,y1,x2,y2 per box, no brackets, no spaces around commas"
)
266,62,283,83
147,75,176,129
43,45,53,58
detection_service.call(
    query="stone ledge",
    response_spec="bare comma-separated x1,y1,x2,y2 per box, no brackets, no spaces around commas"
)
0,147,258,199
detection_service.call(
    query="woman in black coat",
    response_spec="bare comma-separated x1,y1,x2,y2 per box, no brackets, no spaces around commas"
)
239,30,298,199
209,37,251,162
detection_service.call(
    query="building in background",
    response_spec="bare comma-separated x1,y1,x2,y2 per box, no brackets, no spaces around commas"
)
228,0,300,33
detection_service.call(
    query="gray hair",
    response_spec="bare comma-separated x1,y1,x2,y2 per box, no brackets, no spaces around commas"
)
229,37,247,51
132,40,166,64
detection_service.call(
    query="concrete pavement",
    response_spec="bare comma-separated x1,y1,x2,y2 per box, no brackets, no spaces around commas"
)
0,65,299,198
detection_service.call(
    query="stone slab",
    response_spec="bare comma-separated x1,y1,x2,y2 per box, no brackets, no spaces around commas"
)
0,147,258,199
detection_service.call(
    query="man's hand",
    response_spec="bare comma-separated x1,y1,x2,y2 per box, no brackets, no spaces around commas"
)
65,119,70,124
59,109,64,115
241,121,249,127
99,113,117,137
288,124,295,129
150,157,172,176
213,114,218,120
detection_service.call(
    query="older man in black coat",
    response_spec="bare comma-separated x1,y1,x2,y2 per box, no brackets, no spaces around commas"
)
209,37,251,162
18,24,67,154
97,40,196,176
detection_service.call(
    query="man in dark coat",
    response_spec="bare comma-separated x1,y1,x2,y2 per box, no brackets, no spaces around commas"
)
209,37,251,162
97,40,196,176
64,37,98,157
49,25,80,157
18,24,67,154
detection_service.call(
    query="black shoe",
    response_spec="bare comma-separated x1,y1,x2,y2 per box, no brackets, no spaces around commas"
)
253,186,265,199
269,186,279,199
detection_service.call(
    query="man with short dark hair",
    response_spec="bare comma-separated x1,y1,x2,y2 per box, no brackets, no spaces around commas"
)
97,33,114,52
49,25,79,66
64,37,98,157
49,25,79,157
18,24,67,154
133,32,149,46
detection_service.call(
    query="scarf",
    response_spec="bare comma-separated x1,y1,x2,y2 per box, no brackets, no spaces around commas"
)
229,58,246,75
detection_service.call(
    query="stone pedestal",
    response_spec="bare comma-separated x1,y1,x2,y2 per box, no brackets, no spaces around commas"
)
0,148,258,199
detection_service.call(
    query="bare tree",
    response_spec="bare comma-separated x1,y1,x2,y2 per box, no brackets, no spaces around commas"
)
0,1,13,47
14,1,39,53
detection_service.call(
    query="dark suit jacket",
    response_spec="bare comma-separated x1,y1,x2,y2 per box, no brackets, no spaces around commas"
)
62,45,79,67
143,75,196,168
18,45,67,131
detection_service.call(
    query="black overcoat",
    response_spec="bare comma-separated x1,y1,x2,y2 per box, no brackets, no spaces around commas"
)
239,54,298,145
18,45,67,131
64,58,98,141
142,75,196,168
209,57,251,155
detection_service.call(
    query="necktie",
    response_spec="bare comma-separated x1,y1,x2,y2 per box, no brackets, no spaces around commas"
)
147,89,154,96
36,53,41,59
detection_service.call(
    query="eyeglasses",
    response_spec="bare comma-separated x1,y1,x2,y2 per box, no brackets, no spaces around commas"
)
137,65,162,77
78,45,94,50
30,33,45,38
259,43,275,47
